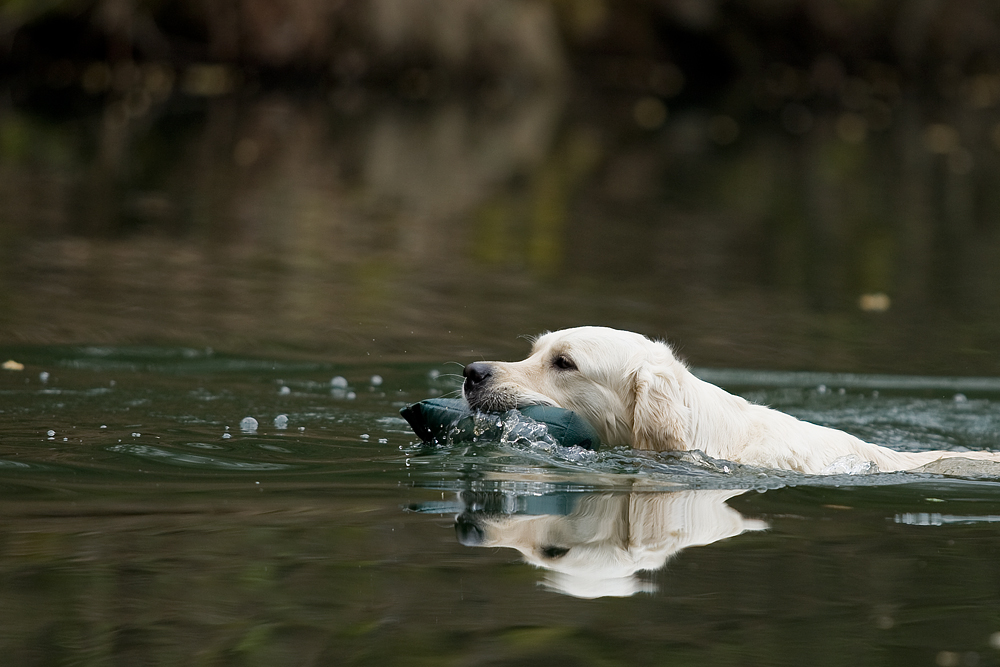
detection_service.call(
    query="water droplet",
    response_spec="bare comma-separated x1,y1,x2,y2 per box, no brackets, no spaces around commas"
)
874,614,894,630
936,651,960,667
954,393,968,403
331,376,348,388
240,417,258,433
370,374,383,386
132,432,141,437
346,391,356,400
859,292,891,312
273,414,289,429
360,434,370,440
46,429,55,437
39,371,50,383
222,432,232,439
279,386,291,395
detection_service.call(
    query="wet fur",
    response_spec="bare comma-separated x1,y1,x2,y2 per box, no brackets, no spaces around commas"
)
463,326,1000,474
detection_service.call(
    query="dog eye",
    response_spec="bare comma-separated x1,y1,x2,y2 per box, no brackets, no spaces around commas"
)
541,545,570,559
553,355,576,371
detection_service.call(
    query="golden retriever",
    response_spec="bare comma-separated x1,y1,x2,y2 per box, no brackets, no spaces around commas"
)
462,326,1000,474
456,488,766,598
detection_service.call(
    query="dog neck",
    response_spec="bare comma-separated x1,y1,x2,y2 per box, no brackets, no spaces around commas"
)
676,370,760,462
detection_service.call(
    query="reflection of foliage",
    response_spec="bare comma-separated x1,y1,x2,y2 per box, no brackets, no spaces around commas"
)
2,85,1000,373
472,125,601,275
8,1,1000,101
3,3,1000,373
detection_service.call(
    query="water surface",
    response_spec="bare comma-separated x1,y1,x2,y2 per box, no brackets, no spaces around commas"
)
5,43,1000,664
2,346,1000,665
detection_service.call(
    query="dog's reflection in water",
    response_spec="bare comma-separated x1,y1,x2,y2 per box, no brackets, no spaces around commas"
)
455,489,767,599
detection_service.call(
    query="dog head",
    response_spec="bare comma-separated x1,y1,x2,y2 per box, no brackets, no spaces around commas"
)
462,326,692,450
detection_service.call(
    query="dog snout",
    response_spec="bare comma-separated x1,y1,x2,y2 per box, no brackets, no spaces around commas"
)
455,513,486,546
463,362,493,389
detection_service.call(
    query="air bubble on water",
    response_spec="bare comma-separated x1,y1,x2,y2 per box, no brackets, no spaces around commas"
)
954,393,968,403
370,375,383,386
428,369,440,380
346,391,356,400
222,432,232,439
298,426,305,432
46,430,55,437
331,376,348,388
817,384,827,394
360,434,370,440
132,432,141,437
378,438,388,444
273,414,289,429
100,425,107,429
39,371,50,383
279,386,291,395
240,417,259,433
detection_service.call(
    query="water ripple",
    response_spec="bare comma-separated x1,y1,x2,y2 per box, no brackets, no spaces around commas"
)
108,444,294,471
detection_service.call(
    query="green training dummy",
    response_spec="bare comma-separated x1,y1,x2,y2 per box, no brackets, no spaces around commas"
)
400,398,601,450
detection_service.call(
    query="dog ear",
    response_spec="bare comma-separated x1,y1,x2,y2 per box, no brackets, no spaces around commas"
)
630,361,690,451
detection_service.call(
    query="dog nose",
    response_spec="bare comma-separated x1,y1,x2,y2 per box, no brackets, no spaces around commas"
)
463,362,492,386
455,514,486,546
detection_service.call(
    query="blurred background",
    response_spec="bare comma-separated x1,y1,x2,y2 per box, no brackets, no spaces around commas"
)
3,0,1000,374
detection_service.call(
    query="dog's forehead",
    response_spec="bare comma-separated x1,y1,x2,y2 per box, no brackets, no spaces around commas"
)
530,327,653,357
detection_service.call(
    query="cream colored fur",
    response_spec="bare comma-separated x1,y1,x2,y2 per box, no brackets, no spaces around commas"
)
463,326,1000,474
459,489,766,598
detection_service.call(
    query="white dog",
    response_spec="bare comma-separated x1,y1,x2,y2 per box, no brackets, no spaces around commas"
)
462,326,1000,474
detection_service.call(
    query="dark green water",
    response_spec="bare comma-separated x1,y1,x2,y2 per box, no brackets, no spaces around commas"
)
5,60,1000,665
3,346,1000,666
